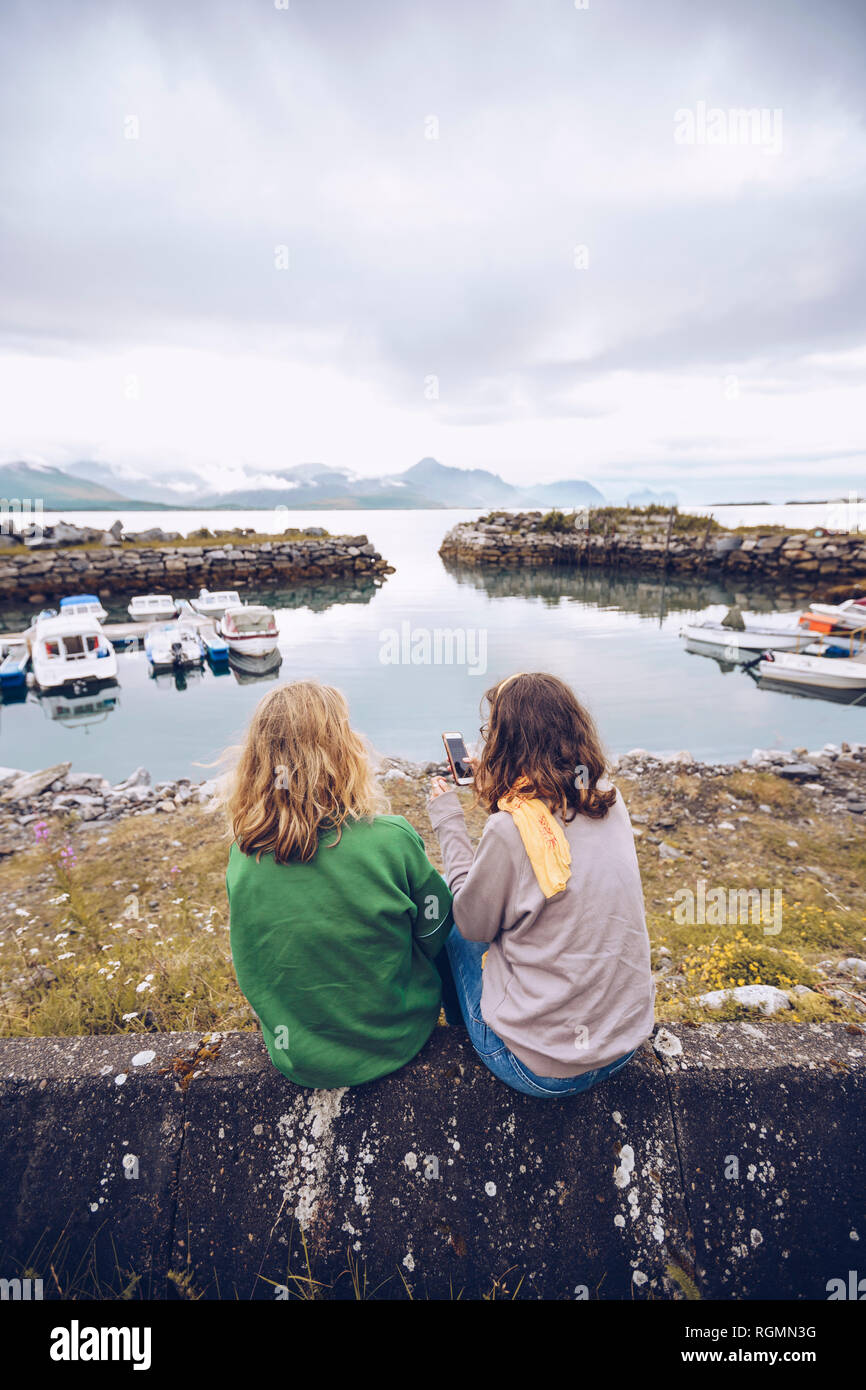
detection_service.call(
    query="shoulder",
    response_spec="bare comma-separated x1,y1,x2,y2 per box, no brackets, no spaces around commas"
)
364,813,426,849
479,808,523,849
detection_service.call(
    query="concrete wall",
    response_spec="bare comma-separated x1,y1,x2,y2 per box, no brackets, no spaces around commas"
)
0,1023,862,1300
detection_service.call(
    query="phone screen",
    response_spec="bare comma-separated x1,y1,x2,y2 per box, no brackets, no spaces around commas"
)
443,735,472,780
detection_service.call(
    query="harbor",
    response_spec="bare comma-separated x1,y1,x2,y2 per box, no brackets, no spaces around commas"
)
0,509,864,784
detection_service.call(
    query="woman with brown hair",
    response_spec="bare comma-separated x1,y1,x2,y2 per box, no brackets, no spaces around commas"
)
226,680,453,1088
428,672,654,1098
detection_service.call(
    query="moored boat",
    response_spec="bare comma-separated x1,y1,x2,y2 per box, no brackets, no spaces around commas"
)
27,613,118,692
217,605,279,658
59,593,109,623
680,619,804,661
802,597,866,632
0,642,29,691
144,621,206,672
128,594,178,623
198,625,230,664
756,648,866,692
189,589,242,618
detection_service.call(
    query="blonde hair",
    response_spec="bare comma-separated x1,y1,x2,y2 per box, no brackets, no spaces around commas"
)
227,680,387,864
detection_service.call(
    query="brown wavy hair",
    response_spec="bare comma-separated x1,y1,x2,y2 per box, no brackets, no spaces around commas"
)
474,672,616,821
227,681,387,864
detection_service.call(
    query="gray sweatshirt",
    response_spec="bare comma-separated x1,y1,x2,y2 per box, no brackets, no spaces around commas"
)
428,786,655,1077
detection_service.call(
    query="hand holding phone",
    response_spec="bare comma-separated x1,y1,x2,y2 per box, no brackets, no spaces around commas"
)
442,731,474,785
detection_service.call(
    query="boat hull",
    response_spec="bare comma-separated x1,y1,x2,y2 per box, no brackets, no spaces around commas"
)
32,656,119,692
220,635,279,658
145,646,204,672
680,623,803,661
758,653,866,690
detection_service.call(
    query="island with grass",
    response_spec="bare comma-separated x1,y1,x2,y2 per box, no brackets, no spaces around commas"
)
439,507,866,597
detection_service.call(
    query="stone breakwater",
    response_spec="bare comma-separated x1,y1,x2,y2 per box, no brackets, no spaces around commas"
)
439,513,866,586
0,533,392,603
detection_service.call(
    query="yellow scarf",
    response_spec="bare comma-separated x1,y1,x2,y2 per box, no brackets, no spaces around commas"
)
497,783,571,898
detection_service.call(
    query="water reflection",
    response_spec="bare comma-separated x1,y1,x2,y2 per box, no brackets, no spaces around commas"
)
0,573,383,635
228,650,284,683
37,683,120,729
440,560,804,621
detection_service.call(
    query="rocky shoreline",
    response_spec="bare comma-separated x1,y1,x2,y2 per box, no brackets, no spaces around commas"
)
0,527,393,603
3,737,865,837
439,510,866,590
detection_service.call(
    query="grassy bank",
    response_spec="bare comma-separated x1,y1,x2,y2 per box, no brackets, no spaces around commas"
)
1,760,864,1039
477,503,835,538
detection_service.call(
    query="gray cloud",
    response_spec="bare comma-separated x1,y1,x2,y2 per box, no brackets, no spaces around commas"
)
0,0,864,489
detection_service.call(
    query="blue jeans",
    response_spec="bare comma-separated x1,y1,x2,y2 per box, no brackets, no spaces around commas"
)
444,927,637,1099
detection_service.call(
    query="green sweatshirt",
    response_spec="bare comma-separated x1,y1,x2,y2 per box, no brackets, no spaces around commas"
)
227,814,453,1088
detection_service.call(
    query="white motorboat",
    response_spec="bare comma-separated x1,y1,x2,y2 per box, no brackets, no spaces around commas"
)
144,621,205,672
189,589,242,618
217,605,280,658
59,593,108,623
757,649,866,692
128,594,178,623
806,598,866,631
27,612,118,692
680,619,804,662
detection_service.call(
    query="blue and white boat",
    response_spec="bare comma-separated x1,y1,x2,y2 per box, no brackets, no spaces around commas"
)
59,593,108,623
0,643,29,692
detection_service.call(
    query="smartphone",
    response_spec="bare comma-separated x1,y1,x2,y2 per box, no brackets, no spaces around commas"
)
442,732,473,785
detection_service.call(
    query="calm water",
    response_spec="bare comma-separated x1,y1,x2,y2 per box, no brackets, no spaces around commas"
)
1,506,864,782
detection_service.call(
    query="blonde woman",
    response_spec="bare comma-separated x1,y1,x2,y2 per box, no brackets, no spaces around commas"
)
226,681,453,1088
428,672,654,1099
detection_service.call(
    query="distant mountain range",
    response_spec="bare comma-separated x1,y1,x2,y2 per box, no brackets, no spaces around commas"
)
0,457,607,511
0,460,173,510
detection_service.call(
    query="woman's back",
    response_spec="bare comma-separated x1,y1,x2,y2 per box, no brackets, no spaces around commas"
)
228,812,452,1088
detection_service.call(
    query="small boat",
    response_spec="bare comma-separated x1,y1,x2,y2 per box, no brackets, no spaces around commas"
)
804,598,866,632
128,594,178,623
757,649,866,692
27,613,118,692
198,625,230,665
189,589,242,618
59,593,108,623
681,619,804,661
0,643,29,692
144,621,206,672
217,605,280,658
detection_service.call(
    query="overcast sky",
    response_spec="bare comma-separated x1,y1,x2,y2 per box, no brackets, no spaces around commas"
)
0,0,864,501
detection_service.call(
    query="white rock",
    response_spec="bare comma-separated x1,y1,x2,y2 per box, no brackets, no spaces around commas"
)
4,762,72,800
698,985,792,1015
653,1027,683,1058
113,766,151,791
658,842,684,860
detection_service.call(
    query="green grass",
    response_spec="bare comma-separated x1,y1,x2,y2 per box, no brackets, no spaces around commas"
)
1,767,863,1037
